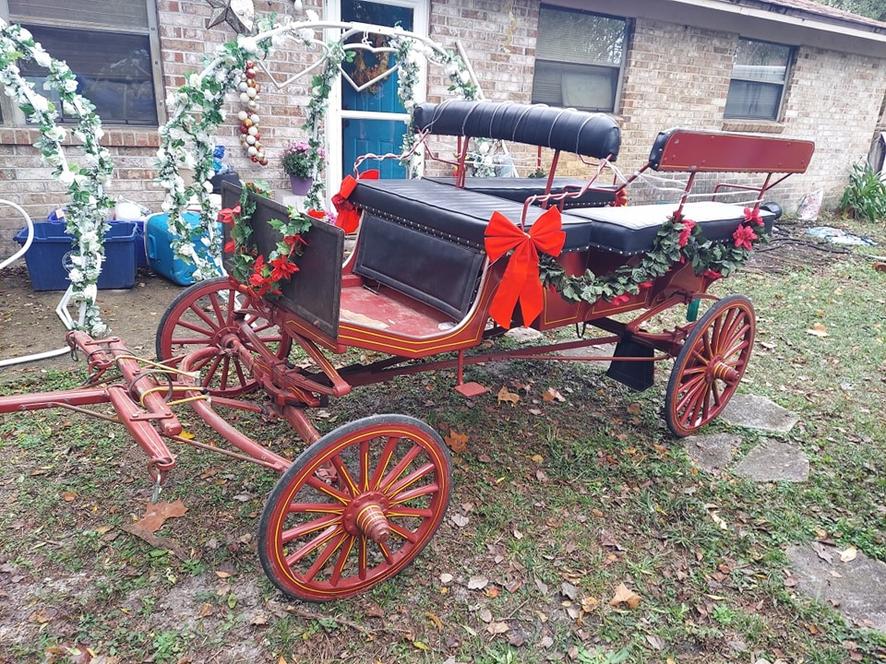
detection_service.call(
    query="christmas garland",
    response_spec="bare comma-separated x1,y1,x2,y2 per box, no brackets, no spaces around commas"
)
220,182,313,297
0,20,115,336
540,207,766,306
236,60,267,165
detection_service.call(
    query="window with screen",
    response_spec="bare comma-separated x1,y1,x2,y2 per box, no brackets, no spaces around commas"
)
531,5,627,113
725,38,792,121
3,0,161,126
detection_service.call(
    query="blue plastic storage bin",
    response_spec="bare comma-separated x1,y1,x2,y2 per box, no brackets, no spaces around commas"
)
146,212,222,286
13,222,138,291
128,220,148,269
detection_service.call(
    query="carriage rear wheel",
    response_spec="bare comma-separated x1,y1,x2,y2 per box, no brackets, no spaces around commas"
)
258,415,452,602
155,277,291,397
664,295,755,437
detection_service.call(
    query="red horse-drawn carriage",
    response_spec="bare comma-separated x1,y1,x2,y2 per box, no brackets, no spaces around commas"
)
0,101,813,600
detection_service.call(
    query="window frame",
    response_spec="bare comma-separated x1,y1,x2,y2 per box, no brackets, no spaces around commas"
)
0,0,166,128
724,36,794,122
532,4,630,115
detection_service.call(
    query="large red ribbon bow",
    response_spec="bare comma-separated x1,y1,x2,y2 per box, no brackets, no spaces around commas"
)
484,207,566,329
332,169,379,234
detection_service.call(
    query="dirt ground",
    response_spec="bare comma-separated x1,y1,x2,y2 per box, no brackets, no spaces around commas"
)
0,265,185,381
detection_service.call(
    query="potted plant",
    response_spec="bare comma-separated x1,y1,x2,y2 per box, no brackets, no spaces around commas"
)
282,141,321,195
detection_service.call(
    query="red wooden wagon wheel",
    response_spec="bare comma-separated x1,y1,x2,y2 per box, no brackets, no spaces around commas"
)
258,415,452,602
664,295,755,437
155,276,291,397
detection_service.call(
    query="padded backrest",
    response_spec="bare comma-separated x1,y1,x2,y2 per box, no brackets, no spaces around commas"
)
648,129,815,173
413,100,621,160
353,213,484,321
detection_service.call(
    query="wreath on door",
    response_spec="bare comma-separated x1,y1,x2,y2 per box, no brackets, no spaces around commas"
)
350,33,392,95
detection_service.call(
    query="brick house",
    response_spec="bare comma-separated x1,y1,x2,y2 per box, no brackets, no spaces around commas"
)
1,0,885,254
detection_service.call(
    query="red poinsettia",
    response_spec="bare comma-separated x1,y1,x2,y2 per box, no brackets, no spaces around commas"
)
733,224,758,250
678,219,696,248
610,293,632,306
218,205,241,225
269,255,299,282
223,239,236,254
703,269,722,280
282,234,307,250
638,280,654,290
743,207,764,226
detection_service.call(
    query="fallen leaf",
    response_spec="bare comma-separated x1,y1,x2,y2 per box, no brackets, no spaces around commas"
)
530,453,544,464
561,581,579,601
61,491,77,503
540,635,554,648
250,612,269,626
806,322,829,337
873,261,886,273
425,611,444,630
497,386,520,406
486,621,509,635
608,582,641,609
179,430,195,440
198,602,214,618
512,528,523,540
131,500,188,534
627,402,642,415
120,524,188,560
439,573,454,585
412,640,429,651
645,634,664,651
839,546,857,563
485,585,500,598
478,608,493,623
451,513,469,528
215,570,233,579
467,575,488,590
543,387,565,403
445,430,469,453
580,596,599,613
30,608,53,624
535,578,549,595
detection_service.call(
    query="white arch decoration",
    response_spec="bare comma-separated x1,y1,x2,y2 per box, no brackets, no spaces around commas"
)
156,17,488,279
0,19,115,336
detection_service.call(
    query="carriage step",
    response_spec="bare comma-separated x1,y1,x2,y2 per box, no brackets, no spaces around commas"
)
454,381,488,398
606,339,655,391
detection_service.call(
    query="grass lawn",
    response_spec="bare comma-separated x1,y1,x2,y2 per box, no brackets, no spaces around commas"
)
1,216,884,663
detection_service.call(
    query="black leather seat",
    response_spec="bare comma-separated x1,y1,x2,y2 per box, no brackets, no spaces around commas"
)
424,176,618,209
350,178,595,250
412,101,621,159
563,202,778,255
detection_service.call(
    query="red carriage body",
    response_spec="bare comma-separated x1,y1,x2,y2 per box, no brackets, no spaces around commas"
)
0,100,813,601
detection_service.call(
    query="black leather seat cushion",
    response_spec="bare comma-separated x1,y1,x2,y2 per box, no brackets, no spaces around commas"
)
413,101,621,160
349,178,594,250
354,212,484,320
425,177,618,209
563,202,776,255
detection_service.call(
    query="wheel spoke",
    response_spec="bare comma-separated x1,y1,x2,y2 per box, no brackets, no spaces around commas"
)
201,356,222,387
250,321,275,334
170,337,213,346
288,502,344,514
386,462,435,499
359,440,370,492
219,356,231,389
682,383,709,426
370,436,399,489
233,358,248,386
379,444,422,493
389,482,439,506
678,372,706,395
330,535,356,586
208,292,226,326
281,514,341,544
331,455,359,496
358,535,368,580
285,525,341,566
711,380,722,407
188,304,220,331
676,376,707,414
377,539,394,564
386,506,433,519
722,327,750,357
388,522,418,544
176,319,214,337
719,311,744,351
304,532,348,582
226,288,236,324
305,475,351,504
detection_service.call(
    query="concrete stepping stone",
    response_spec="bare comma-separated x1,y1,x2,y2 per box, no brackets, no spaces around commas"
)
734,440,809,482
682,433,740,473
787,544,886,632
504,327,544,343
720,394,798,433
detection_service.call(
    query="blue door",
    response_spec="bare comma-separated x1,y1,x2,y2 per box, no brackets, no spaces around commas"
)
340,0,413,179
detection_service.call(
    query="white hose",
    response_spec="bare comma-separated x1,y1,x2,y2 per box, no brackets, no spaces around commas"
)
0,199,84,368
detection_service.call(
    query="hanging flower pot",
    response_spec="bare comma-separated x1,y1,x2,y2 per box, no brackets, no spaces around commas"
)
289,175,313,195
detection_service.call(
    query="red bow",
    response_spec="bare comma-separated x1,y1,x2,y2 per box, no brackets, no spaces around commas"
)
614,189,628,207
484,207,566,329
332,170,379,233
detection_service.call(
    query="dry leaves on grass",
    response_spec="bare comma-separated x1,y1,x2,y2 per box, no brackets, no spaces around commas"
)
608,582,642,609
806,322,829,337
542,387,565,403
444,430,469,453
131,500,188,534
497,386,521,406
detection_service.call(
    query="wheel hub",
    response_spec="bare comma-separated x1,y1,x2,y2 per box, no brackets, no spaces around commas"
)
342,491,390,543
708,356,739,383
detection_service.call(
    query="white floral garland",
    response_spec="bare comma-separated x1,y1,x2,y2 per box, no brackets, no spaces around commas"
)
0,19,115,336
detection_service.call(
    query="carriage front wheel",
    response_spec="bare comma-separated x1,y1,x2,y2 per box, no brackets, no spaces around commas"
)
664,294,756,437
258,414,452,602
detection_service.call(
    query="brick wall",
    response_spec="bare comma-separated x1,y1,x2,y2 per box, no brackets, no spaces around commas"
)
2,0,885,256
